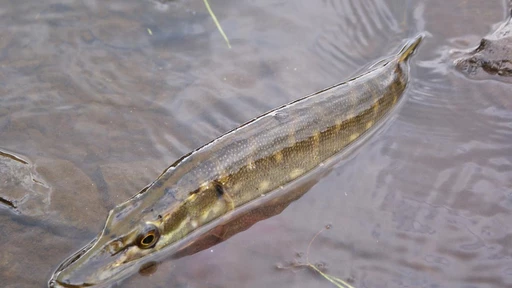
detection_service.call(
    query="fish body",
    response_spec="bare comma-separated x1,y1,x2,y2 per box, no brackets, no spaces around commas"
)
50,35,422,287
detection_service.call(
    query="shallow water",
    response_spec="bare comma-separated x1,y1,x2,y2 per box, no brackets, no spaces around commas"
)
0,0,511,287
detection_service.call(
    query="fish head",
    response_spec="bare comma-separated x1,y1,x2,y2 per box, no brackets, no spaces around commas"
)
49,193,169,287
49,180,228,287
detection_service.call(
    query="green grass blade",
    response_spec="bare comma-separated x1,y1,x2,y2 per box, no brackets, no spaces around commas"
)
203,0,231,48
308,264,355,288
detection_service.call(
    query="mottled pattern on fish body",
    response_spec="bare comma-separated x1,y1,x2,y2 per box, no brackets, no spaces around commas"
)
50,35,422,287
153,49,409,241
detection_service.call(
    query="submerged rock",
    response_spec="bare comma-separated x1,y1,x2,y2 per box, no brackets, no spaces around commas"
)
0,150,50,216
455,9,512,80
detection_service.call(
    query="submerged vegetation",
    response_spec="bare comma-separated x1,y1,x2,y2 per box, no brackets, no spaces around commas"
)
203,0,231,48
278,225,355,288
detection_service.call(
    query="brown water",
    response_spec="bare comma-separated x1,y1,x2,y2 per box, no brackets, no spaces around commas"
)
1,0,511,287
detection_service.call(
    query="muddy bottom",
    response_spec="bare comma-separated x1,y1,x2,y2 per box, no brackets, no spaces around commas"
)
0,0,511,287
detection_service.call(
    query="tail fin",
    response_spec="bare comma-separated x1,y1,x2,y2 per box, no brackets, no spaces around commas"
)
398,33,424,63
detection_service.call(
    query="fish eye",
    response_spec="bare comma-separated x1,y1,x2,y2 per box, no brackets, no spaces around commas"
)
137,224,160,249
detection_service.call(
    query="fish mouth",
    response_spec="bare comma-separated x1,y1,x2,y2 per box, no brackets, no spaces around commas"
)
48,238,98,288
52,238,97,275
49,257,133,288
49,256,146,288
48,237,136,288
49,279,96,288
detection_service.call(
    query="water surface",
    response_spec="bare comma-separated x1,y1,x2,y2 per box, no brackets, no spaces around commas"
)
0,0,511,287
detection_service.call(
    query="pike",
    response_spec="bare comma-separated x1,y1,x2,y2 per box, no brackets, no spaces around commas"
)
50,34,422,287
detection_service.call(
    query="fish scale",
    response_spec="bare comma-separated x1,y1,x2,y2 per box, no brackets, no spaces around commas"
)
50,34,423,288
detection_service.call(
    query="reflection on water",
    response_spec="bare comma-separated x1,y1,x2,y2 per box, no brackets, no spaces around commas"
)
0,0,511,287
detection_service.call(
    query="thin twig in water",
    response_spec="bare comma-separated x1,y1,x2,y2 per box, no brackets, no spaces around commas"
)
308,264,354,288
203,0,231,49
279,224,355,288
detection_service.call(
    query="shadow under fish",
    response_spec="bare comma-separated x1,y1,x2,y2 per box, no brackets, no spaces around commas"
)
49,34,423,288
